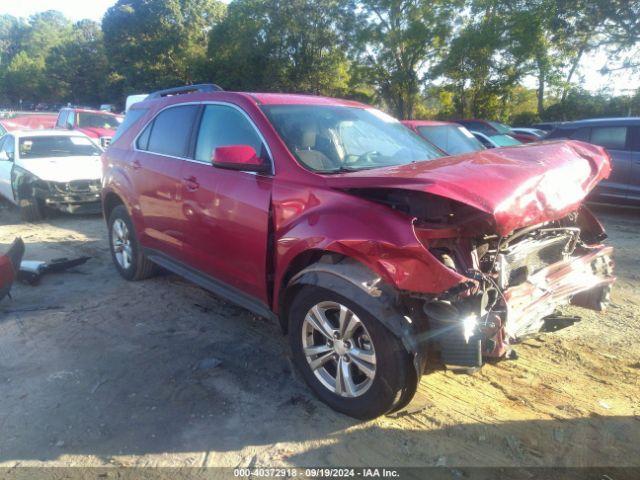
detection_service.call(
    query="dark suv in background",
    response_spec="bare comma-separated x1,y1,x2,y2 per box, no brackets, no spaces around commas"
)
546,118,640,204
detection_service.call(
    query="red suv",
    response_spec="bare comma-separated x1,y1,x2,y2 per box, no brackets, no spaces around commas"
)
102,85,615,419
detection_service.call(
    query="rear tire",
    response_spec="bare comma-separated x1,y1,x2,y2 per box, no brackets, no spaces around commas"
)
19,198,44,222
108,205,156,281
289,286,416,419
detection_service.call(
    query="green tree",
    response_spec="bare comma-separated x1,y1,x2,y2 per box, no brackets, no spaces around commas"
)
46,20,110,105
352,0,458,119
2,51,46,103
20,10,72,58
102,0,226,94
208,0,352,95
434,7,527,120
0,15,26,67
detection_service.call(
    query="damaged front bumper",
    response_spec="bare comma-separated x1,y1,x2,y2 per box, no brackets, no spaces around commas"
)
37,180,102,214
420,240,614,371
504,245,614,340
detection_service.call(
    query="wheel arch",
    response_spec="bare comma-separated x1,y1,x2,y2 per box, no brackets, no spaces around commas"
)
280,256,427,379
102,190,126,223
277,249,346,332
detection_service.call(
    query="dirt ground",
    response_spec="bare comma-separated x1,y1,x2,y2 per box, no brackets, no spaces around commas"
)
0,202,638,470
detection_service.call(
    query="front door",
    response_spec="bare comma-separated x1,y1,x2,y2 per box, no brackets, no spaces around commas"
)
180,103,273,304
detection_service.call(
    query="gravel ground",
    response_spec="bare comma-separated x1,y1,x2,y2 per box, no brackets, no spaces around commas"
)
0,202,638,469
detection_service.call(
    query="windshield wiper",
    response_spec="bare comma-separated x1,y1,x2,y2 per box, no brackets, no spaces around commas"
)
324,165,382,174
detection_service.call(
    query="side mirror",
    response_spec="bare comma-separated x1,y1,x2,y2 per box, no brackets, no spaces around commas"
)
212,145,269,173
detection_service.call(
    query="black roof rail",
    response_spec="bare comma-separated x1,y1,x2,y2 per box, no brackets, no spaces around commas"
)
147,84,223,99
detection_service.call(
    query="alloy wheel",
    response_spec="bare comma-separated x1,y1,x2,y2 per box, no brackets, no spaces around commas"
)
301,301,377,397
112,218,133,270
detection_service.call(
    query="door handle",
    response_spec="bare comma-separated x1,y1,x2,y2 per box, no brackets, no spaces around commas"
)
183,176,199,191
131,159,142,170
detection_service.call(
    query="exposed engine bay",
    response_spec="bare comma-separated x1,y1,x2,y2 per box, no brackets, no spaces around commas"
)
420,206,614,369
348,187,615,371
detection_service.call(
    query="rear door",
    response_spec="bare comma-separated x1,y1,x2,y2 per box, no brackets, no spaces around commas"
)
180,103,273,304
588,125,632,201
130,104,200,261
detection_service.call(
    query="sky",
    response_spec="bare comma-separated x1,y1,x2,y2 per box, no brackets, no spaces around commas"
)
1,0,118,22
1,0,638,94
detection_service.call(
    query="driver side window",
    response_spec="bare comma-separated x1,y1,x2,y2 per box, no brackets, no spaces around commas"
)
195,105,264,163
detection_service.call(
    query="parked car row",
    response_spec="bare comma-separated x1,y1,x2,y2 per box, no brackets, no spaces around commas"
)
0,107,125,220
404,116,640,206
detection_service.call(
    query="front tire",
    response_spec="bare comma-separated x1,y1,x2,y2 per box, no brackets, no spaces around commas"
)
19,198,44,222
289,286,416,419
108,205,156,281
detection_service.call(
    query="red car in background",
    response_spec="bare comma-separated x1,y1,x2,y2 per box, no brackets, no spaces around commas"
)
55,107,123,149
0,114,57,134
402,120,485,155
101,85,614,419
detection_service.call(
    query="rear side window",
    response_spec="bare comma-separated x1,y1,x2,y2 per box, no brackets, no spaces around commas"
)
546,127,590,141
141,105,199,158
195,105,264,163
570,127,591,141
112,108,147,144
590,126,627,150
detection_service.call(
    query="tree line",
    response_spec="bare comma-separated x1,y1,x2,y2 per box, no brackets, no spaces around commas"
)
0,0,639,123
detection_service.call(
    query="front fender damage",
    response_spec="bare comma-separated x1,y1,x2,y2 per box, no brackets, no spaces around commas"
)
331,188,615,372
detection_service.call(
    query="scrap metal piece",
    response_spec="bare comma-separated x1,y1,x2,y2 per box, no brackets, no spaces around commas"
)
18,256,91,285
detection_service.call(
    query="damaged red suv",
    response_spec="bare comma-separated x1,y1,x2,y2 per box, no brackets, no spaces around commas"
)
102,84,614,419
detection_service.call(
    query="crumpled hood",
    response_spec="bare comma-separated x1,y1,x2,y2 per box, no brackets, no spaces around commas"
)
78,127,115,138
325,140,611,236
19,156,102,183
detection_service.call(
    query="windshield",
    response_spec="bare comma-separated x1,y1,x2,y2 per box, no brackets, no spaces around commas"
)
77,112,121,129
489,134,522,147
488,121,512,134
19,136,102,159
261,105,442,173
417,125,485,155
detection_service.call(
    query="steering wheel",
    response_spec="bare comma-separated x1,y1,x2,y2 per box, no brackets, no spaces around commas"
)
344,150,380,166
